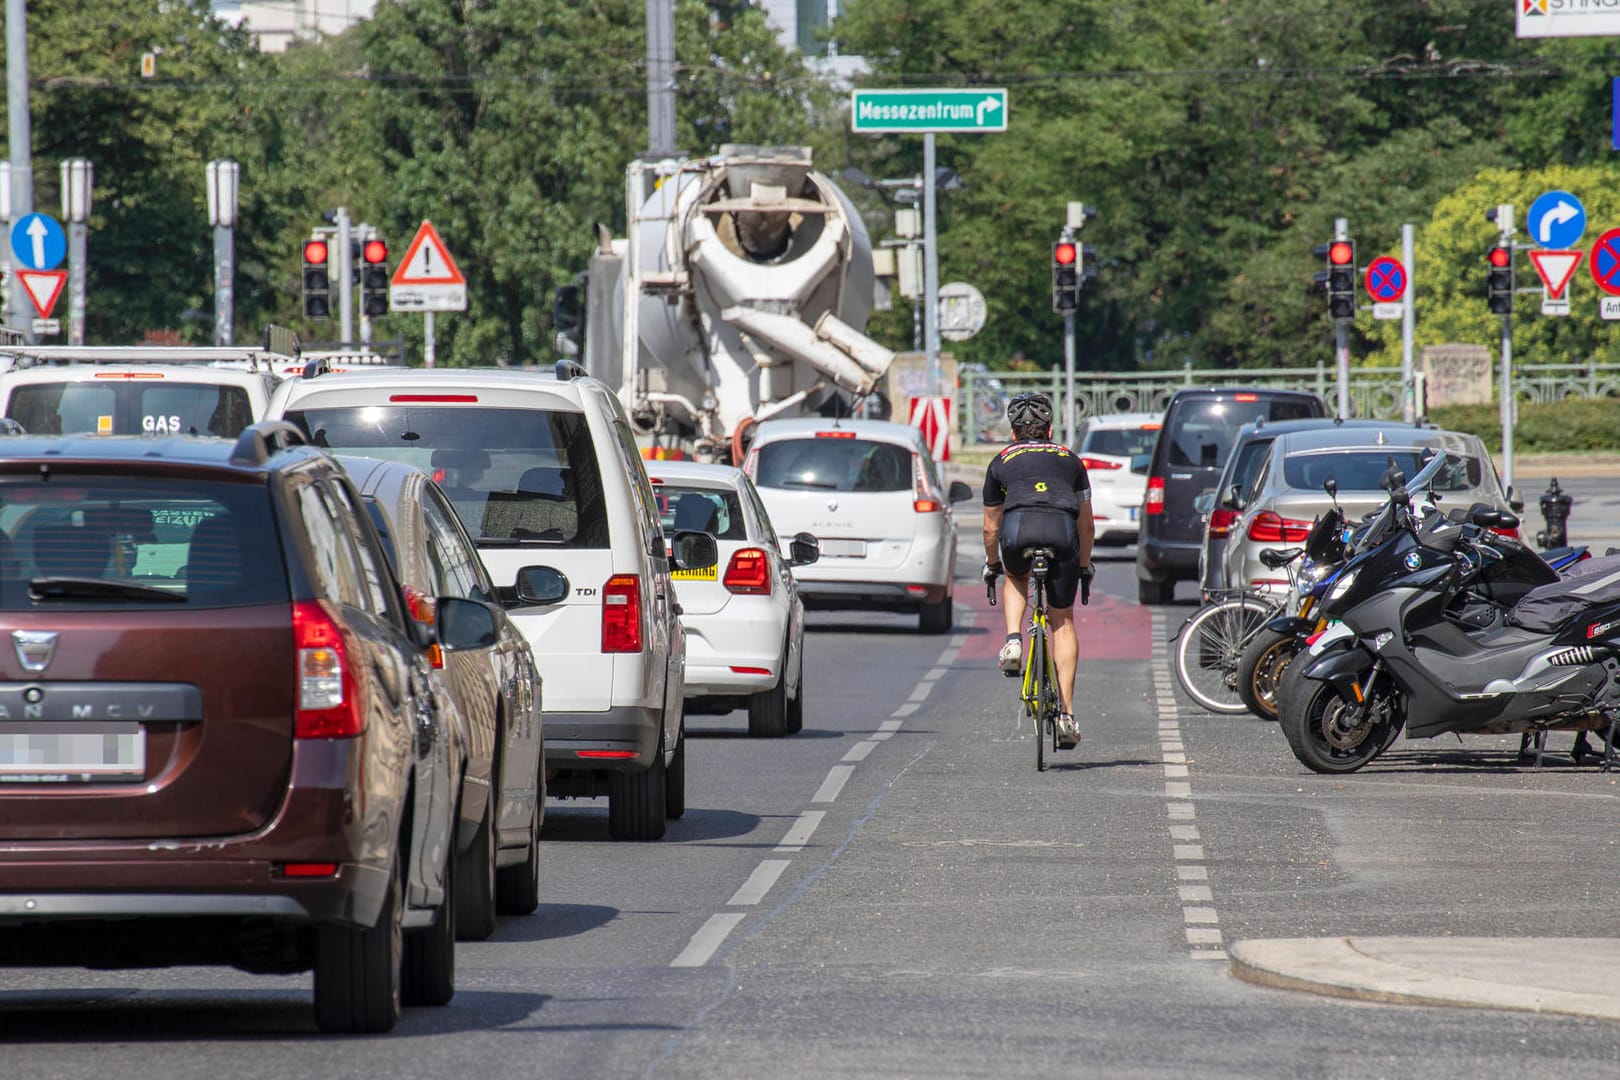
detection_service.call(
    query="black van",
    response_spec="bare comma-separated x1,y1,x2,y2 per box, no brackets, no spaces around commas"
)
1135,387,1325,604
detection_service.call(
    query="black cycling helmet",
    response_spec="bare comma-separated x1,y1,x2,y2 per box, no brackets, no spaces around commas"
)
1006,391,1054,429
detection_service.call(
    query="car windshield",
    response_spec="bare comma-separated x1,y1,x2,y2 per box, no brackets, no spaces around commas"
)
1166,399,1317,469
1081,426,1159,458
0,477,288,610
1282,450,1483,492
287,405,610,547
653,484,747,540
7,381,256,437
755,437,911,493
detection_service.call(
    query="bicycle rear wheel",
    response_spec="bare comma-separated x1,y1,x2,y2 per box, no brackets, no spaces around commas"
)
1174,596,1276,714
1030,629,1051,772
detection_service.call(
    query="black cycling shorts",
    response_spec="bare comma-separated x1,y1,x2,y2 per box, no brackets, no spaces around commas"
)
1000,508,1082,608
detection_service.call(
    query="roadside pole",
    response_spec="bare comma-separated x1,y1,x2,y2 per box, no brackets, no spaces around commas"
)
336,207,353,348
1496,203,1515,492
424,311,436,368
922,133,941,398
1334,217,1350,420
6,0,32,339
206,160,238,347
1401,223,1416,422
1063,307,1076,446
61,159,90,345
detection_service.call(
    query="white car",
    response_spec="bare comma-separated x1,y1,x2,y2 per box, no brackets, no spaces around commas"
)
1075,411,1160,545
644,460,821,738
266,365,717,842
744,418,971,634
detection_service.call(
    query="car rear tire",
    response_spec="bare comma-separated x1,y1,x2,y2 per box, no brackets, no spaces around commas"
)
313,853,403,1034
748,669,789,738
665,725,686,819
495,794,541,916
1138,577,1174,605
918,594,953,634
402,845,455,1007
608,749,668,841
453,794,497,941
786,665,805,735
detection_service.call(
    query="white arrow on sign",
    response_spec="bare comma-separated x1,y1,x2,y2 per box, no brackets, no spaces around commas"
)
976,96,1002,126
1539,200,1580,245
1528,249,1583,300
26,217,47,269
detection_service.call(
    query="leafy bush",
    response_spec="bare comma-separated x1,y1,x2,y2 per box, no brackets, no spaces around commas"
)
1428,399,1620,453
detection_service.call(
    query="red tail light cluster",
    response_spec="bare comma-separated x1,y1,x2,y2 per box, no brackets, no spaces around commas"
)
724,548,772,595
292,600,364,738
1491,526,1520,540
1080,456,1121,471
1207,507,1240,538
602,575,643,653
1145,476,1165,515
1246,511,1312,543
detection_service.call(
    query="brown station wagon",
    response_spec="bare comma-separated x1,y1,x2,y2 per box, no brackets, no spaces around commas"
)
0,422,498,1033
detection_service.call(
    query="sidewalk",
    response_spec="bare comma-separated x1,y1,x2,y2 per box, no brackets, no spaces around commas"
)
1230,938,1620,1022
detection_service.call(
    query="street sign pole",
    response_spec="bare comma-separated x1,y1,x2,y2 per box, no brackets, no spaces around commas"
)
6,0,32,341
1497,204,1516,492
1401,223,1416,421
1063,309,1077,447
424,311,435,369
336,206,353,348
1335,217,1350,420
923,133,940,398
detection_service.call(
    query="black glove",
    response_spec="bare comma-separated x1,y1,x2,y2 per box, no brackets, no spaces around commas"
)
982,561,1002,589
1079,563,1094,606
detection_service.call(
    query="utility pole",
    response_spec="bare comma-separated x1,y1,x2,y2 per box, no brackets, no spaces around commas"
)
335,206,353,347
922,134,941,397
61,159,91,345
1334,217,1351,421
1491,203,1516,491
6,0,32,337
206,159,238,346
644,0,677,157
1401,223,1416,422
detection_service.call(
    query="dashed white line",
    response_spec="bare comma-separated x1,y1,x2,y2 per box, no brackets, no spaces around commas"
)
1177,865,1209,881
671,913,747,968
1179,885,1214,902
842,740,878,763
812,765,855,804
907,681,934,703
888,704,919,720
923,666,948,681
728,860,790,906
775,810,824,852
1172,844,1205,861
1169,825,1200,841
1183,907,1219,924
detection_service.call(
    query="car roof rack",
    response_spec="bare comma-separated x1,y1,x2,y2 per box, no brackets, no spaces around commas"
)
229,420,309,466
0,345,298,374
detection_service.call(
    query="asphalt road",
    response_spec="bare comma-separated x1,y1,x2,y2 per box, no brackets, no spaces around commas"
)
5,523,1620,1078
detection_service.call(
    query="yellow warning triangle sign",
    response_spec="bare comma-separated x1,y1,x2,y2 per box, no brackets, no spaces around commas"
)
391,221,465,287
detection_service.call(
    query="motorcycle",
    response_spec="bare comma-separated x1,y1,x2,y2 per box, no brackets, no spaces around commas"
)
1279,451,1620,774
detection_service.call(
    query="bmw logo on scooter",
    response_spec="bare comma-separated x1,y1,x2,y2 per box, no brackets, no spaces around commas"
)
1403,551,1422,571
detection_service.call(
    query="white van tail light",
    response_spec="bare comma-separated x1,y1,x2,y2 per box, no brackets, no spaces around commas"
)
602,574,643,653
292,601,363,738
1145,476,1165,515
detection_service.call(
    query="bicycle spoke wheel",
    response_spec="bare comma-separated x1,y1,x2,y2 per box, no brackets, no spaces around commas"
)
1031,630,1049,772
1174,597,1276,714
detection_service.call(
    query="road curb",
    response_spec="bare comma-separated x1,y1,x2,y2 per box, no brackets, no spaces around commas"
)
1230,938,1620,1022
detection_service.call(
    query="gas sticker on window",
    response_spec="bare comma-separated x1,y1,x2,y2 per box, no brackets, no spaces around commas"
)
142,415,183,434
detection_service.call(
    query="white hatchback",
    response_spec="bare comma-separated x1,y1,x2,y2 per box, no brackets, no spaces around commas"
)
644,461,821,737
744,418,971,634
1075,411,1160,545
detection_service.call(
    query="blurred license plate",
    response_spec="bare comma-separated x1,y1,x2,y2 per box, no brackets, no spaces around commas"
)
819,539,867,558
0,723,145,783
672,566,718,581
1128,507,1139,521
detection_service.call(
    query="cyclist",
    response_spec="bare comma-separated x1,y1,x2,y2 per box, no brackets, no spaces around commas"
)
982,392,1095,748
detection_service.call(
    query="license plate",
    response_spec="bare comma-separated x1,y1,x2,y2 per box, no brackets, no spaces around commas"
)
672,565,718,581
0,722,145,783
819,539,867,558
1128,507,1139,522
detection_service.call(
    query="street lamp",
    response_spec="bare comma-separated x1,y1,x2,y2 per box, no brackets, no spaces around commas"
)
60,157,91,344
206,159,239,345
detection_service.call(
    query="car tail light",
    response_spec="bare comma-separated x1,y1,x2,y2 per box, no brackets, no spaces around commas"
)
292,600,363,738
402,585,444,669
602,574,643,653
730,666,772,675
911,453,944,513
1491,526,1520,540
1080,456,1121,471
1247,511,1312,543
280,862,339,878
1207,507,1239,537
1234,393,1259,402
816,431,856,439
724,548,771,595
1145,476,1165,515
388,394,479,402
577,749,638,759
914,498,942,512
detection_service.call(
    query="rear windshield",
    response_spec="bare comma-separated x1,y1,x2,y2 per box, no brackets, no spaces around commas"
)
1283,450,1485,493
0,477,288,610
7,381,256,437
1164,398,1318,469
755,437,911,493
653,485,747,540
287,406,610,548
1081,426,1159,458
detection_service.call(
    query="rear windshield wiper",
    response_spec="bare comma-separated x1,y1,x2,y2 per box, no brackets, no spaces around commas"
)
475,536,564,547
780,479,837,489
29,578,188,603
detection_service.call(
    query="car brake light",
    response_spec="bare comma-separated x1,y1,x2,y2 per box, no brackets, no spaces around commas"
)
1246,511,1312,543
402,585,444,669
1234,393,1259,402
94,371,165,379
724,548,771,595
389,394,479,402
1080,457,1122,471
914,499,942,512
292,600,363,738
1491,526,1520,540
577,749,639,759
816,431,857,438
280,862,339,878
1145,476,1165,515
730,665,772,675
1141,423,1162,431
602,574,642,653
1208,507,1239,537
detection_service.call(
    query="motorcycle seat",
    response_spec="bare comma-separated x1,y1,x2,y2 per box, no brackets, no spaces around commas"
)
1259,547,1302,570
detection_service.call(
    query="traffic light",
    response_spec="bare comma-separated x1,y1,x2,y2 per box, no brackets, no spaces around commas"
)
361,238,389,318
1487,246,1513,315
1326,239,1356,319
1080,244,1098,284
302,239,330,320
1052,239,1079,313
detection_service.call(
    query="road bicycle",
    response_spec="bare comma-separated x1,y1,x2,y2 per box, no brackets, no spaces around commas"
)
989,549,1092,771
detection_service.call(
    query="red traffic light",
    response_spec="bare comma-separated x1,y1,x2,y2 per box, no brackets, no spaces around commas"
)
1053,242,1077,266
363,239,388,264
1327,241,1354,266
1488,246,1511,268
303,239,329,264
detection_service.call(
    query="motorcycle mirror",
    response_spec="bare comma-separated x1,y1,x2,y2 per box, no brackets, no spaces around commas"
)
1323,477,1338,502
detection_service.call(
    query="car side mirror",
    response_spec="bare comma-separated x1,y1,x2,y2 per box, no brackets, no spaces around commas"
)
515,565,569,606
1225,483,1243,509
1192,490,1216,515
1130,452,1151,476
671,529,718,571
948,480,973,504
437,597,500,651
1506,484,1525,514
789,532,821,567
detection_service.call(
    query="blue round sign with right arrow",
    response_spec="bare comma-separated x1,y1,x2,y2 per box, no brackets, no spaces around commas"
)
1528,190,1586,251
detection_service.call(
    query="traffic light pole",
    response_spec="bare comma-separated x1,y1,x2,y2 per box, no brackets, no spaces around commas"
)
336,207,353,348
1334,217,1350,421
1063,308,1076,447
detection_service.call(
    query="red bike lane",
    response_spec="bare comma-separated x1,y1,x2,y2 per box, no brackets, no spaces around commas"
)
955,580,1156,662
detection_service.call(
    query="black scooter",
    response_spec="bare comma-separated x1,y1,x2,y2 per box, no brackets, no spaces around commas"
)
1279,452,1619,774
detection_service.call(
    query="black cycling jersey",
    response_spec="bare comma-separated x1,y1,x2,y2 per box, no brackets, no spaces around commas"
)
982,439,1092,516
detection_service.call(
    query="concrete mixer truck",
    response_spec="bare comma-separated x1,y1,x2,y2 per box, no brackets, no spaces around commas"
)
558,145,895,463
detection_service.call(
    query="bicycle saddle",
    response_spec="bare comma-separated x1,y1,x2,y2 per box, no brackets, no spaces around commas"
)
1258,547,1302,570
1019,546,1058,560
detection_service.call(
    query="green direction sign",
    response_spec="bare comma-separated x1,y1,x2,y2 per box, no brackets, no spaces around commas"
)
850,88,1008,134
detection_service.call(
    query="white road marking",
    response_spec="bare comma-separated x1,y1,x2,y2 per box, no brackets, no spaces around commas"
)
1164,764,1189,778
776,810,825,852
907,681,934,703
1185,928,1223,946
1177,865,1209,881
1183,907,1219,924
842,740,878,763
1178,885,1214,902
936,649,961,667
812,765,855,803
728,860,791,906
949,634,969,648
671,913,747,968
1169,825,1200,841
890,703,919,719
1172,844,1205,861
1167,803,1196,819
1190,948,1229,961
923,666,948,681
1165,782,1192,798
1163,751,1187,764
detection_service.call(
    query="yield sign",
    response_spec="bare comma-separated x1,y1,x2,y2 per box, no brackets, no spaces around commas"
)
1528,249,1582,300
16,269,66,317
391,221,465,287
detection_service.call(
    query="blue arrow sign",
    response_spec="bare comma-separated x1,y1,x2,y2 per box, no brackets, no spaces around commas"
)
1528,190,1586,250
9,213,65,271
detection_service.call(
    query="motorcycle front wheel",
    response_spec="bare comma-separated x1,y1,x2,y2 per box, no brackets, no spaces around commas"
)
1280,676,1402,775
1237,629,1300,722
